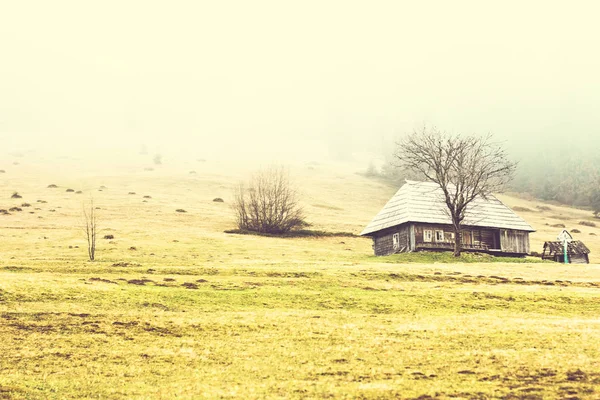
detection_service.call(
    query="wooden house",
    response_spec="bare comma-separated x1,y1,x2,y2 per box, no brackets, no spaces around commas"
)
361,180,535,257
542,231,590,264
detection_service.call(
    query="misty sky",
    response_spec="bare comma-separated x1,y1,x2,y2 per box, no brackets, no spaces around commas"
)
1,1,599,159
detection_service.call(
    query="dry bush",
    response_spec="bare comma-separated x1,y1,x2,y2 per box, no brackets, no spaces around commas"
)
11,192,22,199
232,166,305,234
48,184,58,188
213,198,224,203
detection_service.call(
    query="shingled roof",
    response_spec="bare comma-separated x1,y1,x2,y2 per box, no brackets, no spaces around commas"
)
361,180,535,236
543,241,590,255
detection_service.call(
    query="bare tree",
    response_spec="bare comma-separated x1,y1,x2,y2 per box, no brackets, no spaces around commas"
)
82,199,98,261
394,126,517,256
232,166,305,234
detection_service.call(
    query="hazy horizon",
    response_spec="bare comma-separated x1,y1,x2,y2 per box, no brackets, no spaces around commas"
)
2,1,599,161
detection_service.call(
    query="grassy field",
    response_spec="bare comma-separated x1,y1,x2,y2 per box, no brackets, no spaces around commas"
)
1,156,600,399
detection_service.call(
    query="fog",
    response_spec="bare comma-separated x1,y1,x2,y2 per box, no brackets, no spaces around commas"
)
1,0,600,162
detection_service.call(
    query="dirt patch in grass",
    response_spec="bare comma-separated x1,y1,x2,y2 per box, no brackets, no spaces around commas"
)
89,277,117,284
112,262,141,268
225,229,358,238
182,282,199,289
127,279,154,286
351,271,600,289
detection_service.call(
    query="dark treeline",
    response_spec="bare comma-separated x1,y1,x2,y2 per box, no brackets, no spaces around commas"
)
367,135,600,216
511,150,600,215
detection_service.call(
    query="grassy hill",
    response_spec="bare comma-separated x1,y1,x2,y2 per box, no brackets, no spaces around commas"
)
0,157,599,399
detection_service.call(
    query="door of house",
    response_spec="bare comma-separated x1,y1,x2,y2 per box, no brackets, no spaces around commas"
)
462,230,472,246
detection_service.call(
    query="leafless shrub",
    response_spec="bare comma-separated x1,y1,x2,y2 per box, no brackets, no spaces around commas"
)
232,166,305,234
81,199,98,261
11,192,22,199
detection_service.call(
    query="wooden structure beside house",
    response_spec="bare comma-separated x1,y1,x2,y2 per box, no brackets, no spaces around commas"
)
542,231,590,264
361,180,535,257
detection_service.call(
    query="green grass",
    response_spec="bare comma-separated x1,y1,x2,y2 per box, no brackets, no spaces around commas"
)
1,159,600,399
1,262,600,399
372,251,549,264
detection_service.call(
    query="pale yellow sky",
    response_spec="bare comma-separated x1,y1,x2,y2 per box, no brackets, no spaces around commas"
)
1,0,599,159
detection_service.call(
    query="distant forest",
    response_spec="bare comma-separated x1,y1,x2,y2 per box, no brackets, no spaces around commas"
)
511,151,600,215
367,140,600,216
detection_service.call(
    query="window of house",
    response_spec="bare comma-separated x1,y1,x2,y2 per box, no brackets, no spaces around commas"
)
435,230,444,242
449,232,455,240
423,230,433,242
393,233,400,250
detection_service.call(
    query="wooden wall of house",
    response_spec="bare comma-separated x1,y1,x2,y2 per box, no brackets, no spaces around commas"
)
499,230,530,254
412,224,499,250
570,254,589,264
373,225,409,256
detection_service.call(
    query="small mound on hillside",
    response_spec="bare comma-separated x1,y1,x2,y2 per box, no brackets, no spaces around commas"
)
0,209,10,215
536,205,553,211
76,191,82,194
0,170,5,173
213,198,224,203
590,233,597,236
512,206,533,212
551,223,566,228
103,234,115,240
9,207,22,212
571,229,581,234
11,192,22,199
143,195,152,199
21,203,31,207
175,209,187,213
579,221,596,227
66,189,75,193
189,170,197,175
128,192,136,195
47,184,58,188
37,200,47,203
